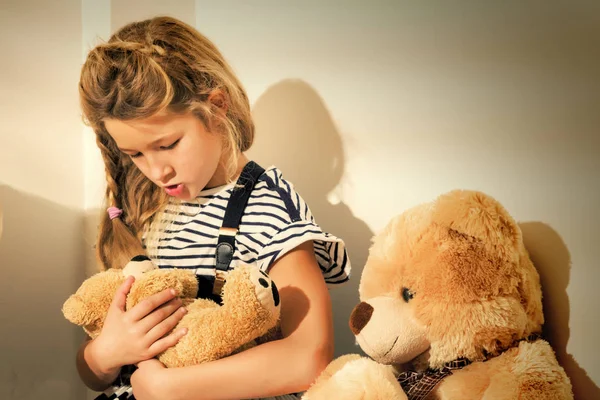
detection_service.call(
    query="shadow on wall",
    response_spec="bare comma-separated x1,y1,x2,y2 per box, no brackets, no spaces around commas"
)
84,208,103,276
0,185,87,399
520,222,600,400
248,79,373,358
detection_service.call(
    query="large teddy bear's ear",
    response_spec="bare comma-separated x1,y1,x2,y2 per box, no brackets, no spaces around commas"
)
431,190,523,262
431,189,544,335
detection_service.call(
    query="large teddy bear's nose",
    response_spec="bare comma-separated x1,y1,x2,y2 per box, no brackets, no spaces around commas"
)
349,302,374,335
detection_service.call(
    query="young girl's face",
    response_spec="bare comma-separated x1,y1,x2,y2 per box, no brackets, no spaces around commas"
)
104,111,225,200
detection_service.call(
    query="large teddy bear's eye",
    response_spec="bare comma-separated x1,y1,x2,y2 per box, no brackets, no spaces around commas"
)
402,287,415,302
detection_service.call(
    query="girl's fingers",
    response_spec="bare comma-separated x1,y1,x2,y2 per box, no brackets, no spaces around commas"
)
146,327,188,358
127,288,177,321
146,305,187,343
139,298,184,333
110,276,135,312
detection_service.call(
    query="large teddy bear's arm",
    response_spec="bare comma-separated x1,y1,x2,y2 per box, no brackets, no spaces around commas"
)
481,372,573,400
439,341,573,400
481,341,573,400
303,356,407,400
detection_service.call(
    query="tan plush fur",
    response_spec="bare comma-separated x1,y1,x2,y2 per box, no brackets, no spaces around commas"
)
303,355,407,400
63,262,280,368
303,190,573,399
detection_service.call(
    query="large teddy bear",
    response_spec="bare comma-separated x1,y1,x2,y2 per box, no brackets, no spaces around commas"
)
304,190,573,399
63,256,281,367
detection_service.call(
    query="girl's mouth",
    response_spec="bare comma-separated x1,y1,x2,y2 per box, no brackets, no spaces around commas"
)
165,184,184,197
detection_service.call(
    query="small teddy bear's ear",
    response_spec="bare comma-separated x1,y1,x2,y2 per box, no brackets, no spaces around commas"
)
62,294,100,327
123,255,158,279
432,190,522,256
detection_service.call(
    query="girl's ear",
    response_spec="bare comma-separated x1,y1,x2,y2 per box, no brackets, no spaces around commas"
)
208,89,229,115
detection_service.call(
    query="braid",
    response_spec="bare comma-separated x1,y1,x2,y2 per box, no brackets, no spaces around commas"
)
96,131,123,207
95,129,145,270
104,40,166,57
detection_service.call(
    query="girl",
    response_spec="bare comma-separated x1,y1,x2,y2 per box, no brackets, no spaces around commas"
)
75,16,350,400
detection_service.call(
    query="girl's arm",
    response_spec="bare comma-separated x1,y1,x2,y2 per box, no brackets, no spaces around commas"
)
158,240,334,400
75,279,188,392
76,336,122,391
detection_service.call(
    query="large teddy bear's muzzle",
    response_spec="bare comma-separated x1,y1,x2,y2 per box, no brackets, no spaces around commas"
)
349,296,430,365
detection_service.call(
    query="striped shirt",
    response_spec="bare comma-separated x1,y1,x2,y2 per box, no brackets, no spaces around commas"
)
94,166,350,400
147,165,351,286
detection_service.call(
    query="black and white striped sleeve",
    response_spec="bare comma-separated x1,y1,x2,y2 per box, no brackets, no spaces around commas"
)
256,219,350,285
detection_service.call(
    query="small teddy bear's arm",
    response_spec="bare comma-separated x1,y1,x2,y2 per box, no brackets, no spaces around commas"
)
126,269,199,309
212,266,281,350
163,265,281,366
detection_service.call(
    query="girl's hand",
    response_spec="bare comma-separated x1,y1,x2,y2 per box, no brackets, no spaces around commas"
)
88,276,189,375
131,359,171,400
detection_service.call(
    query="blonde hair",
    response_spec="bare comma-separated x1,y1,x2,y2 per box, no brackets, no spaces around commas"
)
79,16,254,270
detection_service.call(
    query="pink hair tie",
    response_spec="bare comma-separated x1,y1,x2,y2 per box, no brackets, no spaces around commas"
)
107,207,123,220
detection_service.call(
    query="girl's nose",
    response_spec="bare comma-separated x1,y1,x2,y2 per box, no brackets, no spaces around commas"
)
148,156,175,183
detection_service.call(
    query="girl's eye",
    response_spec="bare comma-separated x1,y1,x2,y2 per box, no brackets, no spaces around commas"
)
402,287,415,303
160,139,180,150
130,152,143,159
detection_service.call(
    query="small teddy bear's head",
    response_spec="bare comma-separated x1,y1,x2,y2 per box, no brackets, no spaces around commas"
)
62,268,124,338
349,190,544,369
62,255,158,338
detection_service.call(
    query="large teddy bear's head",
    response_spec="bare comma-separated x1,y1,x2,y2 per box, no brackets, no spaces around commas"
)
350,189,544,369
63,257,281,367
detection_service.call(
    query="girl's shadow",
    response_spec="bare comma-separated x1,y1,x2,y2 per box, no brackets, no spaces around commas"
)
249,79,372,357
520,222,599,400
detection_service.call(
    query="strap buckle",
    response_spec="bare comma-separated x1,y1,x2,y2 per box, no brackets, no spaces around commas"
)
213,270,227,296
219,227,238,236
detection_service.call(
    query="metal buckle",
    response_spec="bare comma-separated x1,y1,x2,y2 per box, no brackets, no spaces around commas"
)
213,270,227,296
219,227,238,236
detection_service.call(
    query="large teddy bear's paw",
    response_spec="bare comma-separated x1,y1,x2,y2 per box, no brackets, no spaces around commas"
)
303,356,407,400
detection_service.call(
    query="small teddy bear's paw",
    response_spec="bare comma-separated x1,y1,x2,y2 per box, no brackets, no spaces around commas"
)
249,267,280,316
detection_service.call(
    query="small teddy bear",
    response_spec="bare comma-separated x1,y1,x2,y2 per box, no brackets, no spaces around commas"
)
63,256,281,368
303,190,573,400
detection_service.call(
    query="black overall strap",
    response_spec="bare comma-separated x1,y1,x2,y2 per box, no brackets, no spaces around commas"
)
213,161,265,296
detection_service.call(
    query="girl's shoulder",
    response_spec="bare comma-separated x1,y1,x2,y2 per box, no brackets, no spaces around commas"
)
249,165,351,285
250,165,312,224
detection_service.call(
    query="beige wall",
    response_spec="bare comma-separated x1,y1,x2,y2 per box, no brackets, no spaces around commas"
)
2,1,597,399
196,1,600,398
0,0,85,399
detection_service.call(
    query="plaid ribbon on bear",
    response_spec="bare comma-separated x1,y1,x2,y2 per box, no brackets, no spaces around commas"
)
397,358,471,400
397,333,543,400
